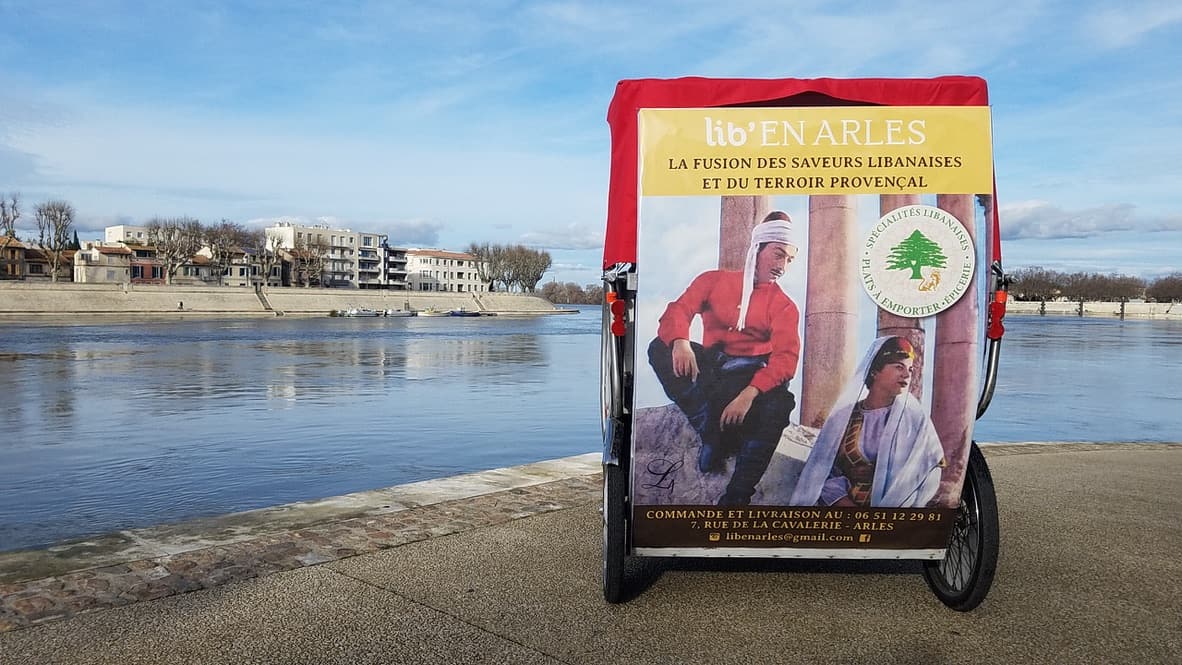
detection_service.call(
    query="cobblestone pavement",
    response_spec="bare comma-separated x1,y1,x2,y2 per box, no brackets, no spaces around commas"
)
1,442,1176,633
0,476,600,632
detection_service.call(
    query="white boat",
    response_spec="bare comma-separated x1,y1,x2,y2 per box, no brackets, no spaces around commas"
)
417,308,450,317
343,307,382,317
384,309,417,317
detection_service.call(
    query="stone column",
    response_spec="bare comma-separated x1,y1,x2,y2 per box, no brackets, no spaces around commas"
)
931,194,979,504
800,195,859,428
719,196,770,269
878,194,926,400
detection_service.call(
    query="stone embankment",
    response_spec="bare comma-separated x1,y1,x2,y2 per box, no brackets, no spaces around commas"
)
0,282,568,317
1006,300,1181,319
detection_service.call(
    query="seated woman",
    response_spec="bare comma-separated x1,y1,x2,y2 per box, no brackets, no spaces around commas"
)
790,336,944,508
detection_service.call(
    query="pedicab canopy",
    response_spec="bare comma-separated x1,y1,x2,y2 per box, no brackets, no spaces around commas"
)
607,76,1001,557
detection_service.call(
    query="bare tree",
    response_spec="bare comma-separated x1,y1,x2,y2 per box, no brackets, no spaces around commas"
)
1147,273,1182,303
204,219,250,285
467,242,551,292
35,200,74,282
1,193,19,278
1107,274,1146,302
293,234,330,287
519,247,551,292
147,216,203,285
484,244,510,292
466,242,493,285
246,228,283,287
500,244,551,292
540,281,604,305
1011,266,1062,302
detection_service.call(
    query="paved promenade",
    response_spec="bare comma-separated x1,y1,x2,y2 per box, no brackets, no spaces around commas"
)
2,443,1180,664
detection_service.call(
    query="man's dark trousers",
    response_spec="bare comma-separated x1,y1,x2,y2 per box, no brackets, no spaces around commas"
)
648,338,795,505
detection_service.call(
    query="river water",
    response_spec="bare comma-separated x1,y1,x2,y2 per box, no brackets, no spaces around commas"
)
1,311,1179,552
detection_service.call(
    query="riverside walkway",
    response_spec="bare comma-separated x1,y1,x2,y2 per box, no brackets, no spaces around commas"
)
2,443,1179,664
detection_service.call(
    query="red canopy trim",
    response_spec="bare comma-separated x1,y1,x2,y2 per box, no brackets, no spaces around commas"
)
603,76,996,268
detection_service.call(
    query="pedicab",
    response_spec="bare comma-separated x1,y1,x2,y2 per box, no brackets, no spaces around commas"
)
599,76,1010,610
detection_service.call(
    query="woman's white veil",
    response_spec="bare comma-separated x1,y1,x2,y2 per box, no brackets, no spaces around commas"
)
790,337,889,506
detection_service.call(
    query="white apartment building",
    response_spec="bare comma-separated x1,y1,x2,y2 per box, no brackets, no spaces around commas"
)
266,222,387,288
105,225,149,244
384,243,409,290
406,249,488,292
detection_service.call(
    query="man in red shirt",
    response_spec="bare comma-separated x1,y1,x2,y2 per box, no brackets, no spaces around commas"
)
648,211,801,506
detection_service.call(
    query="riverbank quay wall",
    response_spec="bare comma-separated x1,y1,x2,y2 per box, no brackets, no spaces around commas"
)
262,289,562,315
1005,300,1182,319
0,282,565,316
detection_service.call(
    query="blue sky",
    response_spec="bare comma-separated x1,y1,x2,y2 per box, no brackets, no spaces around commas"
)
2,0,1180,286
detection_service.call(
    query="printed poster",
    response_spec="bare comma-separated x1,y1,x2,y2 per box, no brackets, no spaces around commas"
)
630,106,993,553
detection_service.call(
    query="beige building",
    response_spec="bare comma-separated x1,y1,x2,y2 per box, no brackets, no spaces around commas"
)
1,238,25,280
174,255,217,286
73,244,132,284
406,249,488,292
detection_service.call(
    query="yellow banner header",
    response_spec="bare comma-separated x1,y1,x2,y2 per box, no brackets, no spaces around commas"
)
639,106,993,196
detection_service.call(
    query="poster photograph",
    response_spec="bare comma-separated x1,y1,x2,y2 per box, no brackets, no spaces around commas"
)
628,106,994,553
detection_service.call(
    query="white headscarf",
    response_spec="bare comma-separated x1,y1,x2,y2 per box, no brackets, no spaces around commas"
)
736,215,796,331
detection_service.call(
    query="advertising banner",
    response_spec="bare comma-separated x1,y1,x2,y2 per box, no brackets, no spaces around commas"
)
630,105,993,555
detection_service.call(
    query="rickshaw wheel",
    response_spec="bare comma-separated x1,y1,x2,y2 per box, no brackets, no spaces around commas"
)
922,442,999,611
602,462,628,603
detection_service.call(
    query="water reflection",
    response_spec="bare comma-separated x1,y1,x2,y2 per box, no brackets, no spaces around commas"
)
0,343,79,438
0,312,596,551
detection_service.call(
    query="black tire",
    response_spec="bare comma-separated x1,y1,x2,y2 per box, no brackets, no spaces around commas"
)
922,442,999,611
602,461,628,603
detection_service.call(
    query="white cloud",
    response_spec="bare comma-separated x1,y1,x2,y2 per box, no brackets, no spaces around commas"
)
1081,2,1182,49
1001,200,1182,240
519,222,603,250
378,219,445,246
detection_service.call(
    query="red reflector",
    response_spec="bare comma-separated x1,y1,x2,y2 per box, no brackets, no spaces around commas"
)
610,299,626,317
987,301,1007,340
611,320,626,336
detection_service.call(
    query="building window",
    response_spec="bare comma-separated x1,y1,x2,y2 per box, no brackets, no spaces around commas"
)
363,237,373,247
106,269,115,280
153,267,163,279
29,264,44,274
